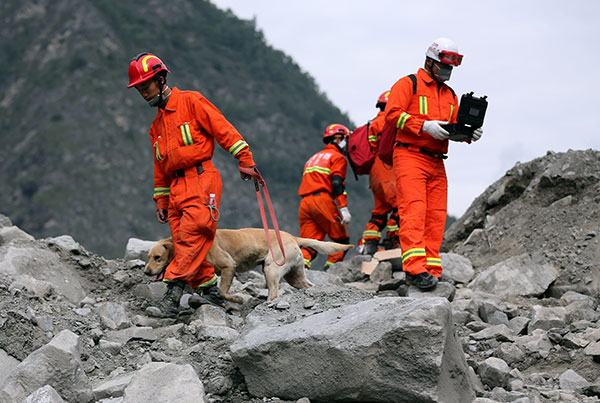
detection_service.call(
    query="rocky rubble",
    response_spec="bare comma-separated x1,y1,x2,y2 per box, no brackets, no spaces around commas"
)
0,149,599,403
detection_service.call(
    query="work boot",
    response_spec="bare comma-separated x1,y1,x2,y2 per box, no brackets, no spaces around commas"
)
146,281,186,318
407,272,438,290
362,240,379,256
189,283,226,310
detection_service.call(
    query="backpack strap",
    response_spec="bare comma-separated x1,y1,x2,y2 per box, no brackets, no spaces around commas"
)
407,74,417,95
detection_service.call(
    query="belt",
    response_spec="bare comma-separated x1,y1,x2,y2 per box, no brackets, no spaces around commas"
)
303,191,329,198
396,142,447,160
173,162,205,178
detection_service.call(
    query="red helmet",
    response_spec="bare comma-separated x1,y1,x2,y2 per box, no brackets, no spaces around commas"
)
376,90,390,107
323,123,350,143
127,53,170,88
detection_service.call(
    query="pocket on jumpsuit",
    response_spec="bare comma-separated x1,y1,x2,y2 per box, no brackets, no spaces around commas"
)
180,170,219,238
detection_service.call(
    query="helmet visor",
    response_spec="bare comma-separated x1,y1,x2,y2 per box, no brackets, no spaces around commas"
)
439,51,463,66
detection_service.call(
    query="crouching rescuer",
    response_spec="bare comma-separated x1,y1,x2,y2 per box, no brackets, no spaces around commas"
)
298,124,352,270
127,53,258,317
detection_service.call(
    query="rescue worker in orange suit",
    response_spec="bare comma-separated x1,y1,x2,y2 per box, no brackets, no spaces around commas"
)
385,38,483,290
298,124,352,270
127,53,258,316
359,90,399,256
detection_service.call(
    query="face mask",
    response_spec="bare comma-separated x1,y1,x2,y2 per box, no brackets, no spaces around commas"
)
434,64,453,82
337,139,347,150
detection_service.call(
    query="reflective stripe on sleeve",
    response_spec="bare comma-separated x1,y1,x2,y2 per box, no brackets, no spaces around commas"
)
362,230,381,239
449,104,455,122
229,140,248,157
153,187,170,197
396,112,410,129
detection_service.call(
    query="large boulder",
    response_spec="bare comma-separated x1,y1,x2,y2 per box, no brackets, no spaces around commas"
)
469,253,558,297
122,362,205,403
0,330,93,403
231,297,474,403
0,244,86,304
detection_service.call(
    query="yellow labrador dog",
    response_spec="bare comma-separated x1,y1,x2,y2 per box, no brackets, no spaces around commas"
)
144,228,353,303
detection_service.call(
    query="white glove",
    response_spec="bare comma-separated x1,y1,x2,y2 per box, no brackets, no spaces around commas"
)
472,127,483,142
339,207,351,225
422,120,449,140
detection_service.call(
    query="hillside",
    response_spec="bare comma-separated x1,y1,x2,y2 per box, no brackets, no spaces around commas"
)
0,0,373,257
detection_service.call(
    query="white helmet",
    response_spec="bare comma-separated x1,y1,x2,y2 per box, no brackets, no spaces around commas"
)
426,37,463,66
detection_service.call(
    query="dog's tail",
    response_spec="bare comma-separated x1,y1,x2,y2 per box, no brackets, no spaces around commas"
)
294,237,354,255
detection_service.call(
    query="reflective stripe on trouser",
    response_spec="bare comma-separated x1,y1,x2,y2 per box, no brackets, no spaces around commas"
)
164,161,223,290
299,192,348,266
393,147,447,277
362,156,397,242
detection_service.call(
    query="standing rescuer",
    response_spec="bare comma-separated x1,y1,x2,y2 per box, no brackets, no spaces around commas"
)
298,124,352,270
127,52,258,317
359,90,399,256
385,38,483,290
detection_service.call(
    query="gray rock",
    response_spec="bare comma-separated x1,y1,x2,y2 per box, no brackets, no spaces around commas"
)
488,311,510,326
231,297,474,403
561,332,590,349
124,238,156,261
95,302,131,330
369,260,392,283
304,269,344,286
122,362,205,403
0,330,93,403
527,305,567,333
558,369,590,391
583,341,600,360
478,357,510,389
47,235,84,254
104,327,157,344
515,329,553,355
133,282,167,302
190,304,227,326
195,325,239,342
508,316,530,335
0,226,34,244
470,324,516,342
495,343,526,366
407,282,455,301
93,374,134,400
561,291,598,309
23,385,66,403
9,275,55,299
0,245,86,304
440,253,475,283
469,253,558,297
326,256,367,283
0,349,20,385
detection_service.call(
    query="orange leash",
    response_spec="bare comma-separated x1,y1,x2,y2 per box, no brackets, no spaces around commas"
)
239,167,286,266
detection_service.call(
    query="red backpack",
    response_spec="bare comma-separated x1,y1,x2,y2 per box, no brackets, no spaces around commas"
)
377,74,419,166
345,122,375,179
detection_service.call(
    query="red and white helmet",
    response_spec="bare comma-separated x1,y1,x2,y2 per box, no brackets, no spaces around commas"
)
376,90,390,108
323,123,350,143
127,53,170,88
426,38,463,66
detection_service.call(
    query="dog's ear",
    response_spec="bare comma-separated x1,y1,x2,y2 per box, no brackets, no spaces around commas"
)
164,238,174,262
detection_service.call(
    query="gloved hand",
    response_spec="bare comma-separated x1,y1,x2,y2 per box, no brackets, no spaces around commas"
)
339,207,351,225
472,127,483,142
156,208,168,224
422,120,449,140
239,165,258,181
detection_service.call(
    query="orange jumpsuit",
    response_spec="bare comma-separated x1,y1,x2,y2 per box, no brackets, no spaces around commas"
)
385,68,458,278
361,111,398,247
298,144,349,268
150,87,255,290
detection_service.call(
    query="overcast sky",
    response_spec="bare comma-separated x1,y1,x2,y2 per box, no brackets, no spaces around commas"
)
211,0,600,217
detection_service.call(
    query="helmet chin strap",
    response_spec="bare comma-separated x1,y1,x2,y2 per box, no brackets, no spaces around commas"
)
148,77,168,108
